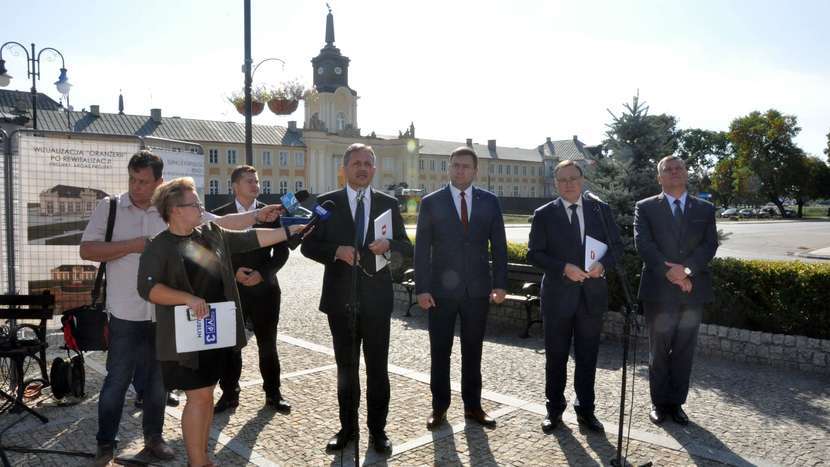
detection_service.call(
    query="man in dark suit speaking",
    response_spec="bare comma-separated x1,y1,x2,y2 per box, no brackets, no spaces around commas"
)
301,143,412,455
212,165,291,414
415,146,508,430
634,155,717,426
527,160,623,433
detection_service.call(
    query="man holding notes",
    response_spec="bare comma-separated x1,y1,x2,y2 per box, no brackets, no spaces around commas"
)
527,160,622,433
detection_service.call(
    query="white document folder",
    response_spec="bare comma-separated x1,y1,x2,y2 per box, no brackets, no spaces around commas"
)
584,235,608,271
374,208,392,271
174,301,237,353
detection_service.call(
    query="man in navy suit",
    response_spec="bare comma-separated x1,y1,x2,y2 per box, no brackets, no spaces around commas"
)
415,146,508,430
527,160,623,433
634,155,717,426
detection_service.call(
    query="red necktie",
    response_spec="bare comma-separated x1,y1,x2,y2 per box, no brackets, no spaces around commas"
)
460,191,469,232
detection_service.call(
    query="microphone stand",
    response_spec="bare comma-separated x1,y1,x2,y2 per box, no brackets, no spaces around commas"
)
588,195,649,467
347,189,364,466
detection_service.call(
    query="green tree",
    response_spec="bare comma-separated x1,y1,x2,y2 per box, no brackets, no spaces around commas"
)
676,129,731,193
728,109,804,216
825,131,830,162
791,156,830,216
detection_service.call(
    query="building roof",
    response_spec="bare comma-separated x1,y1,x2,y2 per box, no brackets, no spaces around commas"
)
42,184,108,198
0,90,63,111
418,137,592,163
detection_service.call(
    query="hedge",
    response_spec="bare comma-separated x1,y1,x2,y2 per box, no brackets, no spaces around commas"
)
396,239,830,340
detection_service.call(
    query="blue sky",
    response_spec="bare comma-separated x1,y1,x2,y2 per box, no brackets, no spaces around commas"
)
5,0,829,155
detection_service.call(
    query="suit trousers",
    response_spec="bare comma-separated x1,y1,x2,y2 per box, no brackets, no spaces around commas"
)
219,291,282,398
543,292,603,416
643,300,703,408
328,307,391,435
428,295,489,412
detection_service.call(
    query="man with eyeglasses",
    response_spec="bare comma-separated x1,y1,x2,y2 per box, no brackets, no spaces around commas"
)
301,143,412,455
415,146,508,431
634,155,717,427
80,150,280,466
211,165,292,415
527,160,622,433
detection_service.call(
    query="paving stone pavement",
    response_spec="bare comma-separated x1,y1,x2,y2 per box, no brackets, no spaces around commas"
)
3,253,829,466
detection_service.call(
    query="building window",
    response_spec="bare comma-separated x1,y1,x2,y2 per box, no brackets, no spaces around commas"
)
262,151,272,166
227,179,232,194
295,180,304,192
441,160,448,172
497,185,504,196
530,186,536,197
489,164,494,175
336,112,346,131
497,165,503,175
279,180,288,194
279,151,289,167
294,152,305,167
209,179,219,195
522,166,527,176
505,165,511,176
262,180,272,194
429,160,436,171
419,159,425,170
227,149,237,165
419,184,425,190
513,185,519,196
209,149,219,164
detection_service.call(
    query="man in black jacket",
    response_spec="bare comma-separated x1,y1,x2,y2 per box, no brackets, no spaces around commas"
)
301,144,412,455
634,155,718,426
212,165,291,413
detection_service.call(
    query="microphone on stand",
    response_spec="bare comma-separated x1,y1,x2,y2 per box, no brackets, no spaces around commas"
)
286,199,335,250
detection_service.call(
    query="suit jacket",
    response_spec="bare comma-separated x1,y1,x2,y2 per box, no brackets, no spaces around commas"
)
301,188,413,315
634,193,718,304
527,196,623,316
212,199,289,302
414,185,508,300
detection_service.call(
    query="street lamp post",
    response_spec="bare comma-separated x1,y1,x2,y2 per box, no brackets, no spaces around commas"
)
0,42,72,130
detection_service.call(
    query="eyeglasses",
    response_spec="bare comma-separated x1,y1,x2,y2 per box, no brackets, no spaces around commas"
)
555,176,583,184
177,202,203,210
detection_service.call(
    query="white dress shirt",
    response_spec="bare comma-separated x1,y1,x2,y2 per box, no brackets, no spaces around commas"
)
448,183,473,223
346,184,371,243
663,191,688,214
561,196,585,242
235,198,257,213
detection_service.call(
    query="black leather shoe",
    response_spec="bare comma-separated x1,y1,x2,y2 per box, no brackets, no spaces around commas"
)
166,392,179,407
427,410,447,430
214,393,240,413
369,431,392,455
134,397,144,409
326,430,354,451
93,443,115,467
576,412,605,432
672,406,690,425
649,406,667,425
265,394,291,414
464,407,497,428
541,412,562,433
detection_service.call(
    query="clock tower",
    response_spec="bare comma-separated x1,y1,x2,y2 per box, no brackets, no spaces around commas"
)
305,6,358,134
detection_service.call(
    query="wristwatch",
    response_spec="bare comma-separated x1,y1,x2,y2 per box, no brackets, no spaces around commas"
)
683,266,692,276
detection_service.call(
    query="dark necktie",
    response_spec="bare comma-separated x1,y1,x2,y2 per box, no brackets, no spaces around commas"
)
569,204,582,245
460,191,469,232
355,194,365,247
673,199,683,226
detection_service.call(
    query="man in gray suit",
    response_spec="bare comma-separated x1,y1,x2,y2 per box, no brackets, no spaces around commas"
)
634,155,718,426
415,146,508,430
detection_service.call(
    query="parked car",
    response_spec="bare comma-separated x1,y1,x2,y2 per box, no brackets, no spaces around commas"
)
738,208,754,218
720,208,739,218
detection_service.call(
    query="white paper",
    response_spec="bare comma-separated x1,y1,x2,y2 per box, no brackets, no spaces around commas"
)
374,209,392,271
585,235,608,271
174,301,237,353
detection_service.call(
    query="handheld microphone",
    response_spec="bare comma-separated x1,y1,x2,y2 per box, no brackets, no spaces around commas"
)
583,191,604,203
280,189,311,215
287,199,335,250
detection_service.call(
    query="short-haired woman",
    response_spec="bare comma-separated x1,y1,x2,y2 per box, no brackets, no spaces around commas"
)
137,177,303,467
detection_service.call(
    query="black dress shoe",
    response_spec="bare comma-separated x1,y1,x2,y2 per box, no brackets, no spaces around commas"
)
369,431,393,455
464,407,497,428
166,392,179,407
672,406,690,425
214,393,240,413
427,410,447,430
541,412,562,433
649,406,666,425
265,394,291,414
576,412,605,432
326,430,354,451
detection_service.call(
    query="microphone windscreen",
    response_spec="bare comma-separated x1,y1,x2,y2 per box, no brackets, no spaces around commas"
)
295,190,310,202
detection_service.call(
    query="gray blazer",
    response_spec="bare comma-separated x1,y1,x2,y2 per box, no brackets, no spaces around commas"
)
634,193,718,304
414,185,508,300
